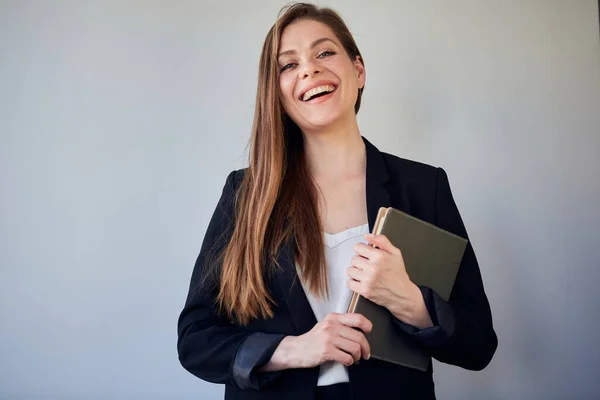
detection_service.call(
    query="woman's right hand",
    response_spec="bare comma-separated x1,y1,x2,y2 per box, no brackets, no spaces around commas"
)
262,313,372,371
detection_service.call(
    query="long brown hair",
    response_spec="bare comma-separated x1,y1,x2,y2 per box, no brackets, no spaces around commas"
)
215,2,365,325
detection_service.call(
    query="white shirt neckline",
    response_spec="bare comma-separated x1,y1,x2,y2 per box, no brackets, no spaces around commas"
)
323,223,370,248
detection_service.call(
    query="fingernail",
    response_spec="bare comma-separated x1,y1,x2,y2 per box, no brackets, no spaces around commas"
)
367,353,371,360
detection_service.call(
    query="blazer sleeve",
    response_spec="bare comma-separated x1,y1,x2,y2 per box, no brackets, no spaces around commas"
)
411,167,498,371
177,170,286,390
392,286,453,347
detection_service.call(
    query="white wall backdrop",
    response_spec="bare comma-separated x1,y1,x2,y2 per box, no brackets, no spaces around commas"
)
1,1,599,399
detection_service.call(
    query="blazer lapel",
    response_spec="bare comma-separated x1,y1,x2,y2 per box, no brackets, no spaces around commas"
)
275,235,318,335
363,136,392,230
274,136,392,335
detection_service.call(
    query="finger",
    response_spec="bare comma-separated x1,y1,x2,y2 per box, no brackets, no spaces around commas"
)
338,324,364,342
346,278,362,294
324,312,342,322
353,242,380,259
330,348,356,367
349,255,370,270
346,265,365,281
364,233,401,256
333,337,362,362
339,326,371,359
337,313,373,334
360,333,371,360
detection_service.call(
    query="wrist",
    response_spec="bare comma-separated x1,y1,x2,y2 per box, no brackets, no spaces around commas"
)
391,284,433,329
408,284,434,329
262,336,297,371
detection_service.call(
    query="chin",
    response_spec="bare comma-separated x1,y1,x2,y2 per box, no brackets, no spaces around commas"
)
306,116,341,129
299,109,347,131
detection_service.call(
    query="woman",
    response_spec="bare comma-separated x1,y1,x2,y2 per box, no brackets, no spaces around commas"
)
177,3,497,399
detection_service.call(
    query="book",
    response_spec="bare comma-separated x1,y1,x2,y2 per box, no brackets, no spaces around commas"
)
346,207,468,370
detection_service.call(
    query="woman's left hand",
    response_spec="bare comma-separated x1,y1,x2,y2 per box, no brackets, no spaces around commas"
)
347,233,434,329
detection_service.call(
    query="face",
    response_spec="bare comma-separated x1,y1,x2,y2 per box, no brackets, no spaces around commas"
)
277,19,365,132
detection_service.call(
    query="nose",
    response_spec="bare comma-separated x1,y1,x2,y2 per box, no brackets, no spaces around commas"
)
299,59,321,79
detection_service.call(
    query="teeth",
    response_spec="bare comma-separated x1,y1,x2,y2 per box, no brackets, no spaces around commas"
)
303,84,336,101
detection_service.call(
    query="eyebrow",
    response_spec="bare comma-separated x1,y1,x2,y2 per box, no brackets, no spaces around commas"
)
278,37,336,59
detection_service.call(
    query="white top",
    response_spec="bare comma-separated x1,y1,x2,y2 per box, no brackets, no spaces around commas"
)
296,223,370,387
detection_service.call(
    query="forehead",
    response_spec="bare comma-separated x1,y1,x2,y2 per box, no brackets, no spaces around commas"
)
279,19,339,51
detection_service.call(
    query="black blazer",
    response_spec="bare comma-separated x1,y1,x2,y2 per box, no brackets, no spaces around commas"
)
177,137,497,400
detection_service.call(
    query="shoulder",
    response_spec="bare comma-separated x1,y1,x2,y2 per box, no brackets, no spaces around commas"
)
381,151,441,178
208,169,248,224
375,150,458,222
379,151,448,193
221,168,248,194
363,136,446,188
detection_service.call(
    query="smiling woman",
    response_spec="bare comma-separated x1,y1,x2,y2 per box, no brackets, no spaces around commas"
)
177,3,497,400
277,20,365,133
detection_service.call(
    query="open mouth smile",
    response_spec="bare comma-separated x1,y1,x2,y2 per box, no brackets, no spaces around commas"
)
299,84,338,103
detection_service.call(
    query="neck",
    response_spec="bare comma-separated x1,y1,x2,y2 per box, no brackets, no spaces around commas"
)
301,117,366,180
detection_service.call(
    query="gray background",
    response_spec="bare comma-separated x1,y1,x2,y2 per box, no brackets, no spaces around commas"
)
1,0,599,399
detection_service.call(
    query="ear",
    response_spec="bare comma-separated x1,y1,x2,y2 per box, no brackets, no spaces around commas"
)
354,55,366,89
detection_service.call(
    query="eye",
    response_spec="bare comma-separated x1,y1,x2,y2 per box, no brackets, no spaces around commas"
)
318,50,335,58
280,63,297,72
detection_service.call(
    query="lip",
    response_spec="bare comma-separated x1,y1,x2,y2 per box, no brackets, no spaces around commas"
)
298,80,338,101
